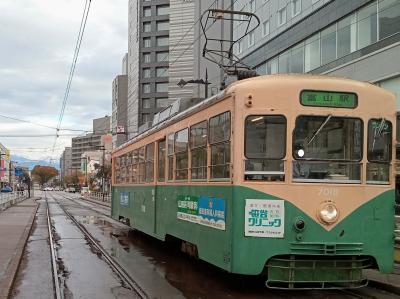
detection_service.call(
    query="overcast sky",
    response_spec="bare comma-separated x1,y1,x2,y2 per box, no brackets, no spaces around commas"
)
0,0,127,163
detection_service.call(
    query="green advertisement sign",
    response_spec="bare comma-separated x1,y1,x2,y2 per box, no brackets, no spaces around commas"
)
177,195,199,223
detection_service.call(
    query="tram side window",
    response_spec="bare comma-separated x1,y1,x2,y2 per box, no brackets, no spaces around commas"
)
158,139,166,182
145,143,154,182
120,155,126,183
115,157,120,184
209,111,231,179
139,147,146,183
245,115,286,181
175,128,189,180
132,149,139,183
126,152,132,183
367,119,392,184
167,133,174,181
190,121,207,180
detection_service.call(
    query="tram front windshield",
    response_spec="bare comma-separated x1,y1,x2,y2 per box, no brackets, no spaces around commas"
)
293,116,362,183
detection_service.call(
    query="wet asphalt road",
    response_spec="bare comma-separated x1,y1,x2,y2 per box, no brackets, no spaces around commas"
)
10,191,400,298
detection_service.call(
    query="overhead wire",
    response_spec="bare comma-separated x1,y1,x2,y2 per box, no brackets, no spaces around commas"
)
51,0,92,154
0,113,89,132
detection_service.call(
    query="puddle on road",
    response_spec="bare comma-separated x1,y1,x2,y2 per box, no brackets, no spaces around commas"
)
74,214,114,227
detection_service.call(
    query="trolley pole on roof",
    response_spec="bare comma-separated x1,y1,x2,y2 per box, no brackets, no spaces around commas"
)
177,69,211,98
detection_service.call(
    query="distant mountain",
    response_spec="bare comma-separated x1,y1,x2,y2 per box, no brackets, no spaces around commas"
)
11,155,60,171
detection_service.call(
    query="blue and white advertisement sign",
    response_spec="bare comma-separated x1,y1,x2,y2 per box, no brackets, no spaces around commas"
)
245,199,284,238
198,196,226,230
120,192,129,207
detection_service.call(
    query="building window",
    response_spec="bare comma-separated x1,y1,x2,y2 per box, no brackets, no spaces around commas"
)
156,98,171,108
156,51,169,62
304,33,320,72
337,14,357,58
156,67,169,77
156,82,168,93
292,0,301,17
143,53,151,63
143,22,151,32
379,0,400,40
268,57,278,74
142,98,151,109
156,36,169,47
321,24,337,65
143,37,151,48
156,5,169,16
249,0,256,13
142,113,151,123
143,68,151,78
289,43,304,73
262,20,270,36
156,20,169,31
278,7,287,26
237,40,243,53
248,31,255,47
143,7,151,17
143,83,151,94
278,50,290,73
357,2,378,49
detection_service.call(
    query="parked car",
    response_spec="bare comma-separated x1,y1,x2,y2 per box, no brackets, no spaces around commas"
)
65,187,76,193
43,187,54,191
1,186,13,193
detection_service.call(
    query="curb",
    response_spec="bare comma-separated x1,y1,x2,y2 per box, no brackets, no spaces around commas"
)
0,199,39,299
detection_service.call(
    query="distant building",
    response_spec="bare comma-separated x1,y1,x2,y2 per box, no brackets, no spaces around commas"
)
122,53,128,75
60,147,72,182
93,115,111,135
71,116,111,169
0,143,10,187
112,75,128,148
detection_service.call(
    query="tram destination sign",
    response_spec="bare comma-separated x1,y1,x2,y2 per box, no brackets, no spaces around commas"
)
300,90,357,108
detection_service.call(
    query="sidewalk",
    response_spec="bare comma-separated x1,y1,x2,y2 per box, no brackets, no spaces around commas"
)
0,198,38,299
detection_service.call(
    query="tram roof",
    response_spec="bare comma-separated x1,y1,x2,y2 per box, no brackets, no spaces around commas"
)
113,74,394,155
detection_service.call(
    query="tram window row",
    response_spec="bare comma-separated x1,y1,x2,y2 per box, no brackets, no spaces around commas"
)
114,111,231,184
114,112,393,185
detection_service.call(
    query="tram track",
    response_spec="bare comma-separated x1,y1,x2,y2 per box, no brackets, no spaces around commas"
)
44,191,399,299
45,192,149,299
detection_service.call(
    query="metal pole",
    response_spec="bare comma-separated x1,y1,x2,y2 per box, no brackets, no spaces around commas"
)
205,69,209,98
102,148,105,201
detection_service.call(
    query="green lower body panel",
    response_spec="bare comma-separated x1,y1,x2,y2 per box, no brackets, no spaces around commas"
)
111,184,395,288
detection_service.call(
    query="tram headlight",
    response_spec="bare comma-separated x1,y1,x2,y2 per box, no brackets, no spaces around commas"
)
318,203,339,224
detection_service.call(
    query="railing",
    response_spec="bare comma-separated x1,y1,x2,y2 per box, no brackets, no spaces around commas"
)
83,191,111,204
0,191,29,211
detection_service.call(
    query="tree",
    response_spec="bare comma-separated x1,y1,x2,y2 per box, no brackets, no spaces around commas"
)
31,165,58,187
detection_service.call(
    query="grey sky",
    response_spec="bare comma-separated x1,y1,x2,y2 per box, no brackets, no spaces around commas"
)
0,0,127,162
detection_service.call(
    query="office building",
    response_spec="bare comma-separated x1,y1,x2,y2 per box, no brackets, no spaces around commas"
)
233,0,400,106
127,0,229,139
